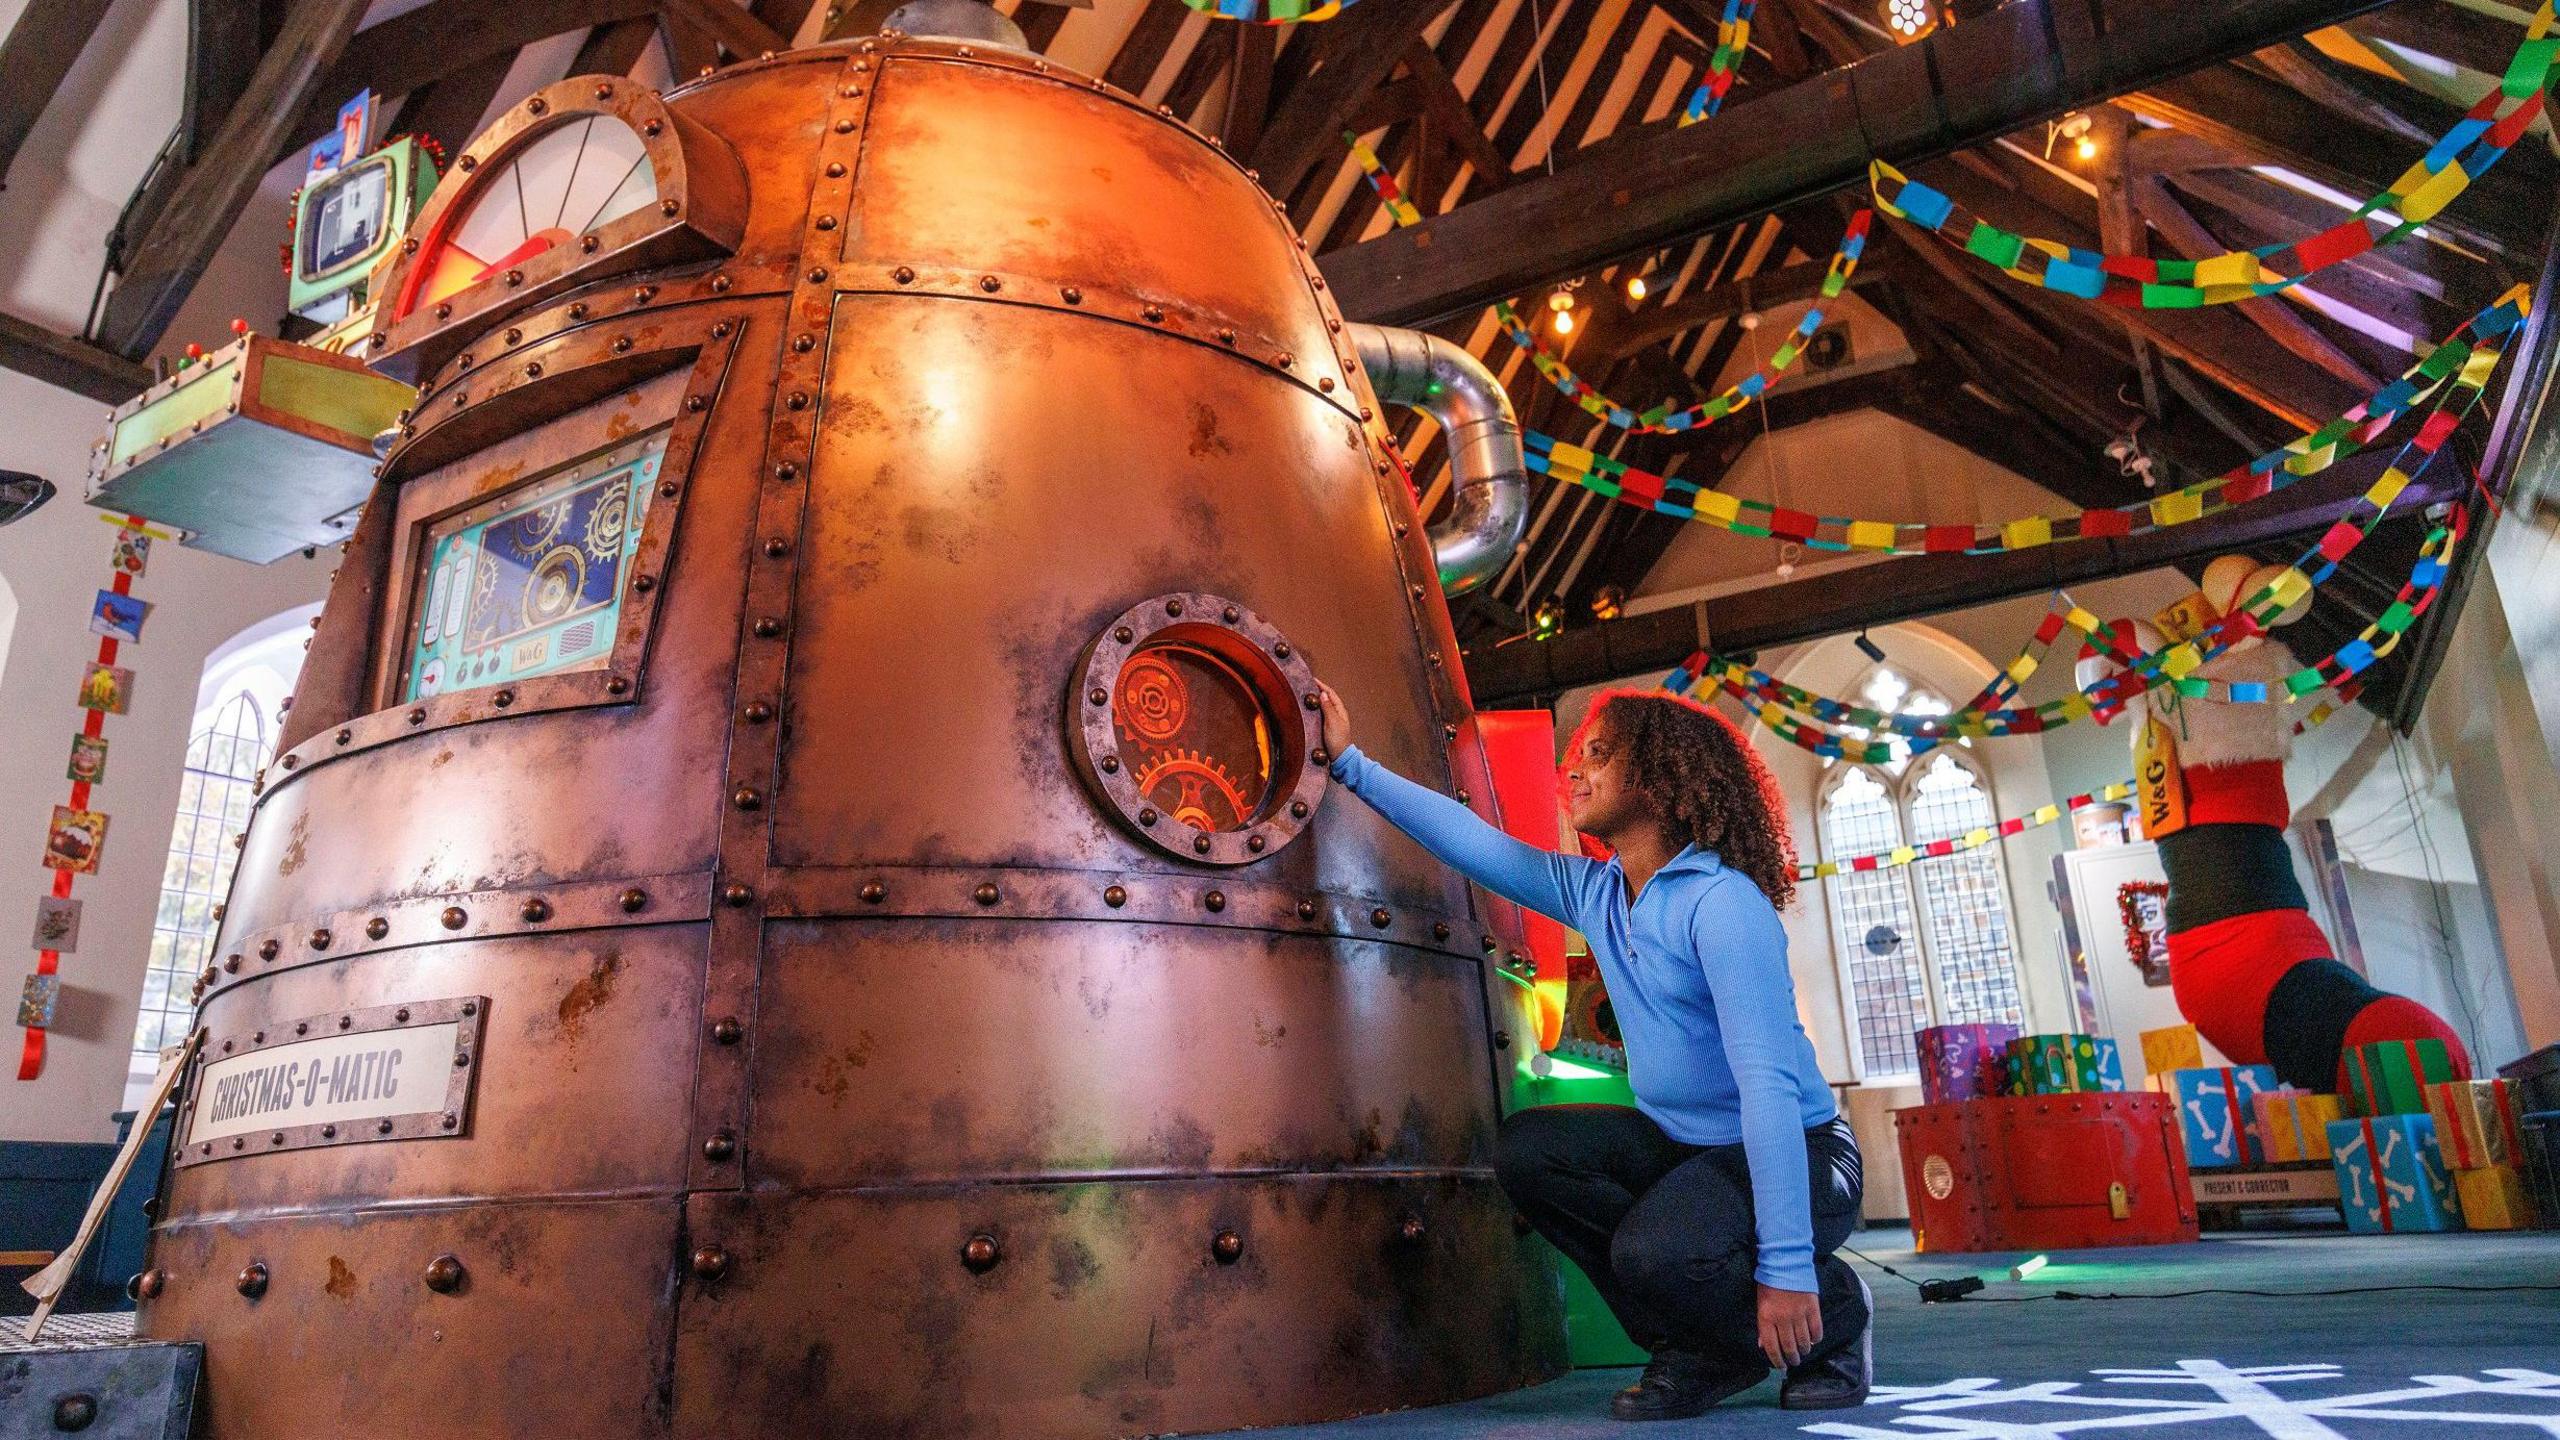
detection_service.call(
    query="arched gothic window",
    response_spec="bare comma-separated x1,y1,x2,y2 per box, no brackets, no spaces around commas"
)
1815,667,2025,1080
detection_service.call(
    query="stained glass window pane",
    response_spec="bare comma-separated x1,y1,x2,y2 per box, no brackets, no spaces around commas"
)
127,692,272,1078
1907,752,2026,1029
1820,766,1928,1078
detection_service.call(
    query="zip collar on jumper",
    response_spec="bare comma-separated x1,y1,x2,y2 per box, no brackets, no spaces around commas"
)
1605,843,1724,907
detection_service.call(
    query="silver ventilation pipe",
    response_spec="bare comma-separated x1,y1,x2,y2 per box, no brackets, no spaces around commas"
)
1346,322,1529,596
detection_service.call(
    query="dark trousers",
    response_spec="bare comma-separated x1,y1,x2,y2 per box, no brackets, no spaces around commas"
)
1496,1105,1865,1369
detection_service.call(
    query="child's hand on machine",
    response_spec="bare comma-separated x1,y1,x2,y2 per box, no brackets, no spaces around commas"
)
1315,681,1353,759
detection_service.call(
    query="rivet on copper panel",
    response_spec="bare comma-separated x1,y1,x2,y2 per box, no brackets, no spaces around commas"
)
753,616,782,638
504,327,523,345
1396,1214,1427,1246
296,1021,309,1036
960,1234,1001,1273
435,303,453,319
1203,889,1226,911
840,84,862,97
1289,800,1308,819
281,754,300,770
712,1017,744,1045
1246,835,1266,853
1165,598,1184,616
441,907,468,930
816,214,838,231
612,336,633,353
792,335,817,354
1481,936,1498,953
774,461,798,481
1087,686,1109,707
581,234,601,254
1192,834,1213,855
423,1254,467,1294
979,275,1003,293
722,882,754,907
1394,521,1410,538
621,888,648,912
606,675,631,696
1212,1230,1244,1264
859,881,886,904
633,284,657,303
785,391,809,410
521,897,553,923
319,1122,334,1137
1493,1030,1512,1050
257,939,278,960
713,319,735,338
733,787,764,811
1112,625,1133,643
765,536,792,557
743,701,774,723
1432,922,1451,941
1319,377,1336,392
231,1137,244,1150
494,688,516,706
1310,747,1329,767
661,199,681,217
397,1007,412,1021
1143,305,1164,323
1061,287,1082,304
1296,900,1317,921
309,928,332,951
659,481,679,497
506,270,524,288
973,882,1001,906
1138,808,1158,827
236,1263,268,1299
892,266,916,284
1454,788,1469,804
1371,908,1392,928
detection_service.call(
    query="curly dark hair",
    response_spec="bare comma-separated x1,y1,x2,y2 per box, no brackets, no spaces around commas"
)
1566,690,1799,911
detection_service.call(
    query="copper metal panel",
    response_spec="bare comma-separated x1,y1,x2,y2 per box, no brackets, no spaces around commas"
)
671,1176,1566,1439
142,1200,680,1440
778,290,1466,912
844,52,1344,397
168,925,707,1217
750,919,1497,1185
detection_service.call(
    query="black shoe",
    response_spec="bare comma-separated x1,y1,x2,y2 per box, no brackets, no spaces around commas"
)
1610,1349,1768,1422
1779,1273,1873,1410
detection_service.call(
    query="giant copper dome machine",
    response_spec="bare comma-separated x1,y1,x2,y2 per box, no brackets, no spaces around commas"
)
135,15,1571,1437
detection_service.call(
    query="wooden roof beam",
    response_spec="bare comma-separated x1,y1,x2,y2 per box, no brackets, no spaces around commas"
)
0,0,117,192
0,310,153,404
96,0,375,359
1321,0,2405,326
1249,0,1457,201
1462,450,2465,704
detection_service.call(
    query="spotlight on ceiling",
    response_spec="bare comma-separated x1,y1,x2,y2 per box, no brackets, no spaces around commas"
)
0,470,55,528
1881,0,1938,41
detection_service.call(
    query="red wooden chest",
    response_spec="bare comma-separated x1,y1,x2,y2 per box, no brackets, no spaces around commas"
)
1893,1093,2200,1252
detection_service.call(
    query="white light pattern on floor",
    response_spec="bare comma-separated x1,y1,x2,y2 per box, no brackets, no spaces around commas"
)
1801,1361,2560,1439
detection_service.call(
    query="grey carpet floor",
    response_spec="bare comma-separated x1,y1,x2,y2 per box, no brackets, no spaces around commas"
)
1231,1224,2560,1439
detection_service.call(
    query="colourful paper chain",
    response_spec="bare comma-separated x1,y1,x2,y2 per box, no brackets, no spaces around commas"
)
1184,0,1360,22
1660,324,2499,768
1777,684,2362,881
1525,285,2526,555
1677,0,1758,125
1705,506,2466,754
1870,2,2556,308
1341,120,1873,435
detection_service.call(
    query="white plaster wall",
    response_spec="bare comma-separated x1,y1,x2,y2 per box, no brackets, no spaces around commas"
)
0,368,330,1142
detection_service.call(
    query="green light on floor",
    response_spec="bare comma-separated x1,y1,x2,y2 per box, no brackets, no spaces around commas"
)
1536,1055,1618,1081
2009,1254,2049,1282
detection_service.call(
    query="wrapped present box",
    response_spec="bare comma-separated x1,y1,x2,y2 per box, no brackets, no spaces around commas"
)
2327,1114,2463,1234
2423,1078,2526,1171
2006,1033,2123,1096
2140,1023,2203,1087
2453,1164,2538,1231
2344,1037,2458,1117
2255,1089,2343,1163
2169,1065,2277,1168
1917,1023,2019,1105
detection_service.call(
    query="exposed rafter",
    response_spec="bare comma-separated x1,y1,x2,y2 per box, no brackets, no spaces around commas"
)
0,0,117,192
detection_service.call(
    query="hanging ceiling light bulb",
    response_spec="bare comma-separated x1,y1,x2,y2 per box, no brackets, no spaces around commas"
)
1547,290,1574,312
1881,0,1937,41
1625,274,1648,302
1552,308,1574,335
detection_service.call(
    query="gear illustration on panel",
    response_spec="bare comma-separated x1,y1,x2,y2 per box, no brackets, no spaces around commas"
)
1134,748,1254,831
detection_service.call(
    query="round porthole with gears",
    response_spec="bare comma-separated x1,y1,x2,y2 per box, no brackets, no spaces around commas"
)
1069,593,1329,865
